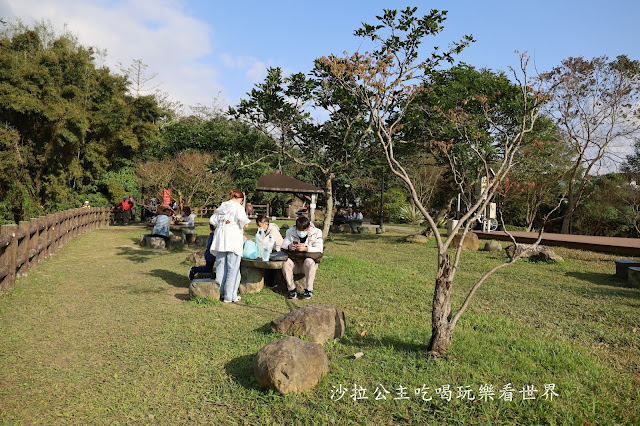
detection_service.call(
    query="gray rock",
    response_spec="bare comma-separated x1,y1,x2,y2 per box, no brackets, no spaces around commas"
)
505,244,564,262
627,267,640,288
189,279,220,299
529,248,564,263
253,336,329,394
185,250,207,266
140,235,166,249
271,305,346,344
405,234,429,244
376,227,385,234
483,240,502,252
451,232,479,250
239,263,264,294
359,227,373,234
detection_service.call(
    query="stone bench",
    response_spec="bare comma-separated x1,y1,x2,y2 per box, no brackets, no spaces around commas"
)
627,267,640,289
140,234,169,249
240,258,309,294
614,259,640,279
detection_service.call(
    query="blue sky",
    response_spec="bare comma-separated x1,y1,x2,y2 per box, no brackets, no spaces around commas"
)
2,0,639,112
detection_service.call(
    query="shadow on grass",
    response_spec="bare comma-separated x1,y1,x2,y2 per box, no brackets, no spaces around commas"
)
344,333,428,356
565,271,640,297
253,322,272,336
224,354,261,391
148,268,188,288
115,245,170,263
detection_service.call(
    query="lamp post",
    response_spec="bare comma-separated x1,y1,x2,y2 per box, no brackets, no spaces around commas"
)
378,170,385,232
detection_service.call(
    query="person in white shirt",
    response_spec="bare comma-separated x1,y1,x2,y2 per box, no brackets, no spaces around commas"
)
281,216,323,299
209,190,250,303
256,214,284,288
178,206,197,242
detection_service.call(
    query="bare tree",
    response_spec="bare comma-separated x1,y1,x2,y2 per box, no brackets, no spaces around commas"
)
541,55,640,233
118,58,161,97
320,8,549,355
137,152,231,208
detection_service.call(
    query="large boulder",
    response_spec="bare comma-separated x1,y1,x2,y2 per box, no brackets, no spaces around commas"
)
505,244,563,262
405,234,429,244
185,250,207,266
253,336,329,394
271,305,346,344
140,235,166,249
189,279,220,300
451,232,479,250
359,226,373,234
483,240,502,252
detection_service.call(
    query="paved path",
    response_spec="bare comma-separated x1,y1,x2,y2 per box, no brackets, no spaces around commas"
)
474,230,640,256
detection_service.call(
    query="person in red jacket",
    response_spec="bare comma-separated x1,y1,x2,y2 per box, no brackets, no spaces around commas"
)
116,195,134,225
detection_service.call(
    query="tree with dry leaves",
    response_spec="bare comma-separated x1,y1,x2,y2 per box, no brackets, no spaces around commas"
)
319,7,549,355
137,152,232,209
541,55,640,234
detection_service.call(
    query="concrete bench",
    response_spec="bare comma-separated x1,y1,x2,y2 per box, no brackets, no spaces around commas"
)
239,258,309,293
627,267,640,289
140,234,169,249
615,259,640,279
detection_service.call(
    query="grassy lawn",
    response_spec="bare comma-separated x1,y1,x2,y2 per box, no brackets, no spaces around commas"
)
1,222,638,424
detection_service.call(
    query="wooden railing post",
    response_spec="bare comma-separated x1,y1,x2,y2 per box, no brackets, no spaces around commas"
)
16,221,30,278
28,218,38,271
0,224,18,292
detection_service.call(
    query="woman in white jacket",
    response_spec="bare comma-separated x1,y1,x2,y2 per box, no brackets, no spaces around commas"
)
209,190,250,303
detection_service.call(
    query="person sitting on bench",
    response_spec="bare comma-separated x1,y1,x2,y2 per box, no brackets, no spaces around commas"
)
188,223,216,280
281,216,323,300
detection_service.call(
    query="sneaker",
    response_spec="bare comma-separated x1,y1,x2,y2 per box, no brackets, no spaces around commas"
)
219,295,224,302
301,289,313,299
287,290,298,299
233,296,241,302
188,267,195,281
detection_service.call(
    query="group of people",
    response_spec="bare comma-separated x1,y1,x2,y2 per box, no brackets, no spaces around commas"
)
113,195,136,225
147,205,196,243
334,207,363,224
189,189,324,303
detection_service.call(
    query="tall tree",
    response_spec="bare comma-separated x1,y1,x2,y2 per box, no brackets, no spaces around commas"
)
0,23,161,222
230,66,370,239
541,55,640,234
320,7,548,355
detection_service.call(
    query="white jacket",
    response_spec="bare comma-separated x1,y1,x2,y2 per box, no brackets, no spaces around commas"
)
209,200,250,256
265,223,284,252
282,224,323,253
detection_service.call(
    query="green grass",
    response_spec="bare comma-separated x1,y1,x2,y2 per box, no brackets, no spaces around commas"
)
0,224,638,424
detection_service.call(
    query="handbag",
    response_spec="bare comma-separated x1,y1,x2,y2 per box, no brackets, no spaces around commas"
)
242,239,259,259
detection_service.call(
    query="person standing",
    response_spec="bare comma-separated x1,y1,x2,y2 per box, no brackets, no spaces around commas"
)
209,190,250,303
116,195,134,225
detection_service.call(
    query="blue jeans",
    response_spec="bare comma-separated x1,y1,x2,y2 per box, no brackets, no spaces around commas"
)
216,252,241,302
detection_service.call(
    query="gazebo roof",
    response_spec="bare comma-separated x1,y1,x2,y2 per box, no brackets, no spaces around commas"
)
256,170,323,194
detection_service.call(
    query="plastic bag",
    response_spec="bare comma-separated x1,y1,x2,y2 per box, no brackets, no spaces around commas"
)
242,239,259,259
255,228,275,261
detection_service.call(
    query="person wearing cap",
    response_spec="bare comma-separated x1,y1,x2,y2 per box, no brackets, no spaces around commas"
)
82,200,90,208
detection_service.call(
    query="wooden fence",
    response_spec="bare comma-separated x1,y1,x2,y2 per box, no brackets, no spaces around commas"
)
0,207,110,293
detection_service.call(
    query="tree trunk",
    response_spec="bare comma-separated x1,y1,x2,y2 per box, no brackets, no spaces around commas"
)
321,174,333,240
428,252,454,355
561,197,576,234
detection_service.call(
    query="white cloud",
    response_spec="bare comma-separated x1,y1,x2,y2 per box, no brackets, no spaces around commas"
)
219,53,267,83
3,0,223,109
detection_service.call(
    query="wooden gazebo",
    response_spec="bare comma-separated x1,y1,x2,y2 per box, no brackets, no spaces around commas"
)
252,170,324,220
